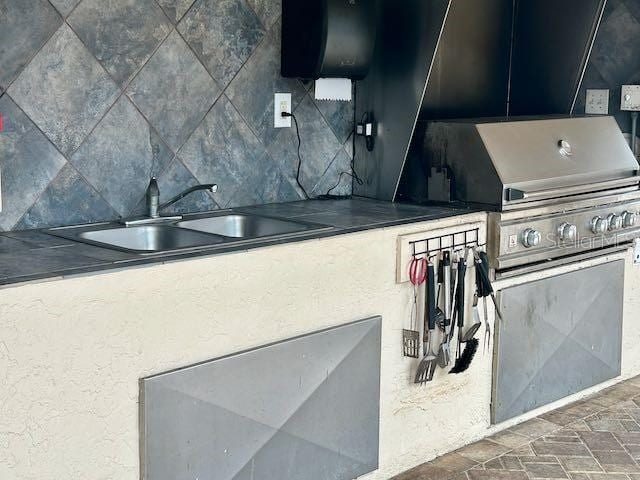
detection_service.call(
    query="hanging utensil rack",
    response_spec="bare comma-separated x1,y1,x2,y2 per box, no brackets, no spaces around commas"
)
409,228,484,259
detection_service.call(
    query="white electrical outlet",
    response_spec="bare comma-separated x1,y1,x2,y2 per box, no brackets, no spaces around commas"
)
274,93,292,128
621,85,640,111
585,89,609,115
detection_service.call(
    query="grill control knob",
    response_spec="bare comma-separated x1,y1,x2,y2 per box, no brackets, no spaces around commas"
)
522,228,542,248
608,214,623,231
558,223,577,242
591,216,609,234
623,211,637,228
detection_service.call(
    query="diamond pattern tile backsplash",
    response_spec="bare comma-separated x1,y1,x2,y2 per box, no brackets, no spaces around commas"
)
0,0,352,231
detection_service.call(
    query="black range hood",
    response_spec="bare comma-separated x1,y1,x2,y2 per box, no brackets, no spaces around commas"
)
353,0,607,202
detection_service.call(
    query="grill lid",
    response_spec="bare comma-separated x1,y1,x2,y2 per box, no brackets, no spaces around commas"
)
424,116,639,209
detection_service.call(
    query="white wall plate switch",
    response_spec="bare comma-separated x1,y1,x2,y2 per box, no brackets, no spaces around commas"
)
274,93,292,128
622,85,640,112
586,89,609,115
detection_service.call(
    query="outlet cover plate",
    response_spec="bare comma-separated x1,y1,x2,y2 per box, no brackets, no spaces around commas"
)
621,85,640,111
586,89,609,115
274,93,292,128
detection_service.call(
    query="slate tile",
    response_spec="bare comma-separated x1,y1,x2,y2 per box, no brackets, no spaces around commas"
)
0,230,75,248
0,0,62,90
179,95,269,208
531,440,591,457
391,462,451,480
178,0,266,86
567,474,589,480
0,234,32,252
155,158,219,214
625,0,640,22
16,165,117,229
544,436,582,443
613,433,640,445
267,95,342,194
0,95,66,230
0,247,107,280
311,149,353,197
344,132,354,159
624,443,640,458
49,0,81,16
598,409,633,420
8,25,119,156
68,0,172,86
226,19,307,147
519,454,561,463
623,420,640,432
501,456,525,471
71,96,173,217
484,458,504,470
588,475,629,480
467,470,528,480
564,420,593,432
127,30,220,151
431,452,478,473
558,456,603,473
578,432,625,451
510,445,535,456
591,450,637,466
157,0,197,23
257,161,304,206
523,462,568,479
509,418,561,439
587,419,629,433
540,411,586,426
487,431,531,449
247,0,282,29
590,4,640,87
314,93,355,143
456,439,511,463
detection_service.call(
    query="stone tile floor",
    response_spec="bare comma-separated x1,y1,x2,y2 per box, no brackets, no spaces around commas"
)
393,376,640,480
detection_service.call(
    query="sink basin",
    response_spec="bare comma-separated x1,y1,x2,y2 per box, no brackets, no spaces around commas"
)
177,214,319,239
77,225,224,253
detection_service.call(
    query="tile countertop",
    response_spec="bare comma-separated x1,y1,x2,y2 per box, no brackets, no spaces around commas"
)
0,198,475,287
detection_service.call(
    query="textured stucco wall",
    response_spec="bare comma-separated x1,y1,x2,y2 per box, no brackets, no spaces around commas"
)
1,213,640,480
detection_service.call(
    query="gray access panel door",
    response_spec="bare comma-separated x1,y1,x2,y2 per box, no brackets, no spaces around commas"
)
140,316,382,480
492,261,624,424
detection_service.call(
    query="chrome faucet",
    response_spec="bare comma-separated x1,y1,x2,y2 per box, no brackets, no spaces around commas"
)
123,177,218,226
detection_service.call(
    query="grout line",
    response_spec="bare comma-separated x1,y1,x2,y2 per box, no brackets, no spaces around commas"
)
2,8,63,93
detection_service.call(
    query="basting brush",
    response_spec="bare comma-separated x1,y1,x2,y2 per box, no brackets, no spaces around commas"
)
450,338,478,374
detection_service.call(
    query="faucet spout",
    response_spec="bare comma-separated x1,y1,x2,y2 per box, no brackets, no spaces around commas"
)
159,184,218,212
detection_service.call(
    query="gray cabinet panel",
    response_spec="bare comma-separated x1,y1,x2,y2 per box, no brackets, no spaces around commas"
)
492,261,623,424
141,317,381,480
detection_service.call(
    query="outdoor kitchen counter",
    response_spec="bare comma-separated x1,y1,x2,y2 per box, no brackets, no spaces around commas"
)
3,202,640,480
0,198,473,287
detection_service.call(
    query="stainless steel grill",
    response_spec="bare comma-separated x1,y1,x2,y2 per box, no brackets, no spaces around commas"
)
423,115,640,272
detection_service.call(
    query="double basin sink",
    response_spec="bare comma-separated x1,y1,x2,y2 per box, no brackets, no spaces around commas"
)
47,212,330,254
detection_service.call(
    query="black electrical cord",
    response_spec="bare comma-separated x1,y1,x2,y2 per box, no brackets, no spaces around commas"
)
281,85,364,201
322,111,366,198
282,112,310,199
320,84,365,200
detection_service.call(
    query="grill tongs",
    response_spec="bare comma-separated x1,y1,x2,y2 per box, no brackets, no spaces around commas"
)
415,260,440,384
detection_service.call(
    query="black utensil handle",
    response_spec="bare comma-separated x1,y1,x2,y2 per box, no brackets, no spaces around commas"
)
457,260,466,328
475,259,486,297
427,263,436,331
478,251,494,295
